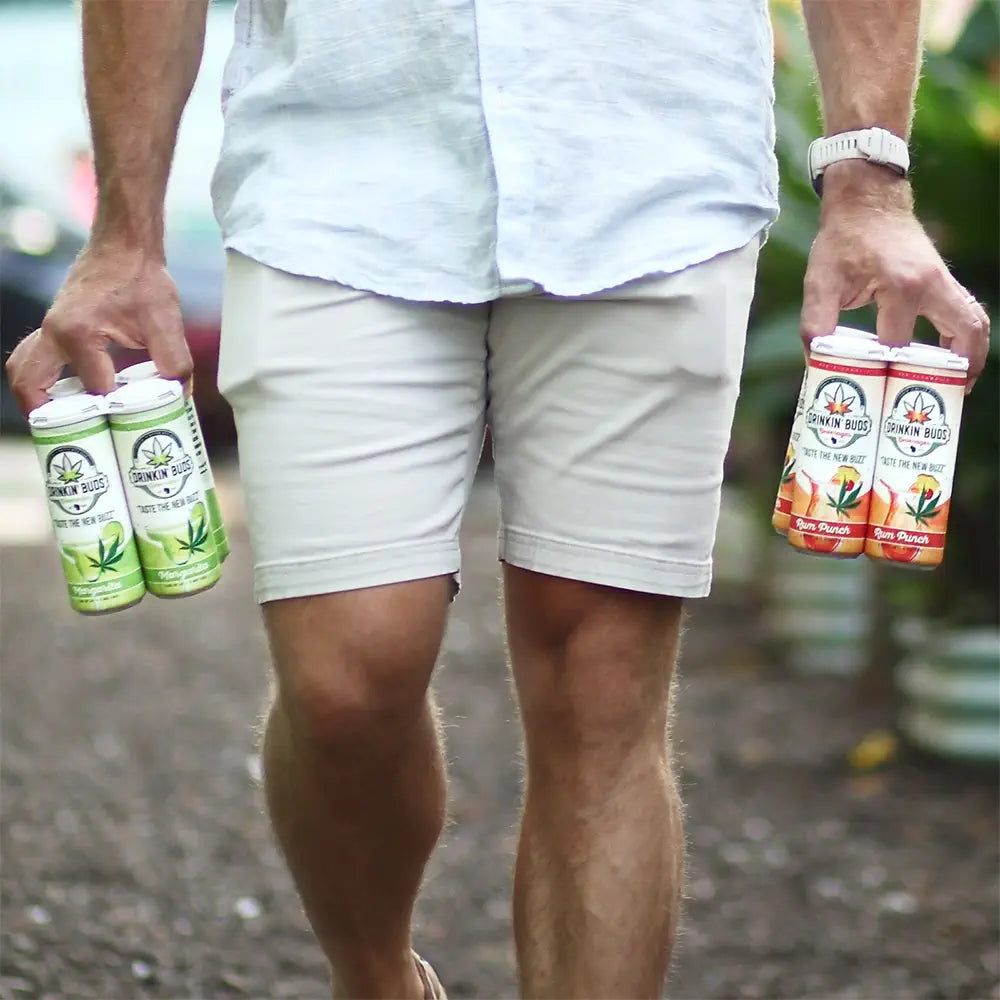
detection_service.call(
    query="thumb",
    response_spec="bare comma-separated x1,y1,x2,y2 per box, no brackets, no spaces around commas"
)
801,263,842,352
875,290,918,350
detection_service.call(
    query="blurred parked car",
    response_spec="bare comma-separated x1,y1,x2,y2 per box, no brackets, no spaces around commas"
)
0,0,235,445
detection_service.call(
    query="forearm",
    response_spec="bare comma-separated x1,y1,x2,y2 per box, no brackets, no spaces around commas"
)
84,0,208,253
803,0,922,205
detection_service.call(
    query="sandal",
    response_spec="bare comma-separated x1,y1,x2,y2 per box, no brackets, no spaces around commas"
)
414,952,447,999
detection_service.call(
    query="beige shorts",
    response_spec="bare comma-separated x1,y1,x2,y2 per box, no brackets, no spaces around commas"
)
218,242,760,604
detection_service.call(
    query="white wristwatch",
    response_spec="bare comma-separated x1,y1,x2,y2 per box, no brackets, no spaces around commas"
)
807,127,910,195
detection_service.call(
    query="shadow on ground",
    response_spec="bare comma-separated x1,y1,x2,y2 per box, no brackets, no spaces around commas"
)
2,468,997,1000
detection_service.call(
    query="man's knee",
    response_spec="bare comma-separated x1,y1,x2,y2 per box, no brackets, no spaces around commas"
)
263,576,451,751
505,568,683,757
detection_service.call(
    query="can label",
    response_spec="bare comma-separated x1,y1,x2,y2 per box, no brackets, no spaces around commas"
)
865,365,965,567
771,373,806,534
33,417,145,613
110,404,221,596
788,356,886,556
182,397,229,561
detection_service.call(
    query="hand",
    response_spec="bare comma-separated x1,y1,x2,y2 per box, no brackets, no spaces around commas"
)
5,240,192,415
800,165,990,389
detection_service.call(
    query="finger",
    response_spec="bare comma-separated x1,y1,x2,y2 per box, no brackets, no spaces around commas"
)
800,262,842,350
875,290,918,349
921,273,990,385
68,336,118,396
5,330,66,415
147,324,194,388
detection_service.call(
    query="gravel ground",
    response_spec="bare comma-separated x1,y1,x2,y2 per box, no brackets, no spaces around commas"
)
2,462,997,1000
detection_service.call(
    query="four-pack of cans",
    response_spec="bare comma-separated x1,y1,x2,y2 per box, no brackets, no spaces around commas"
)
30,364,229,615
773,326,968,568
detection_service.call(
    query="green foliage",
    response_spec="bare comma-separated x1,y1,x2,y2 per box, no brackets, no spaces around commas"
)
738,2,999,624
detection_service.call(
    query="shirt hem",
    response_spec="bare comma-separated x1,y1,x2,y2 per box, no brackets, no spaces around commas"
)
221,217,772,305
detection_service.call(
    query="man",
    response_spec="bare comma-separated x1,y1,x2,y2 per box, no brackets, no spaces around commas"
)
7,1,989,997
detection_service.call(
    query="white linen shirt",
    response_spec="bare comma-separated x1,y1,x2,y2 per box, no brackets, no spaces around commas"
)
211,0,780,303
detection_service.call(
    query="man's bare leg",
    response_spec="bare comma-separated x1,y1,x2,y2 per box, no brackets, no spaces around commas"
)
260,578,451,999
505,567,685,999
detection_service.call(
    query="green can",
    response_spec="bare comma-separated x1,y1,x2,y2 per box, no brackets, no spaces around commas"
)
47,375,85,399
106,378,221,598
30,394,146,615
117,361,230,562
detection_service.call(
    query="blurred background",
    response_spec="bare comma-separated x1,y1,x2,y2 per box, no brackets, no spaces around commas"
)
1,1,997,998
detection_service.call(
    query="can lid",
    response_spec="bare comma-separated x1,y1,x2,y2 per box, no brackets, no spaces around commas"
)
811,334,891,363
47,375,85,398
891,344,970,371
29,392,106,430
106,377,183,415
833,325,878,341
117,360,159,383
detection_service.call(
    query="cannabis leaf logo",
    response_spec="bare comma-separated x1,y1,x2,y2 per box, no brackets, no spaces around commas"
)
142,438,174,468
904,392,934,425
826,466,863,520
823,384,855,416
87,534,125,577
906,476,942,527
175,514,209,558
780,449,795,485
55,454,84,483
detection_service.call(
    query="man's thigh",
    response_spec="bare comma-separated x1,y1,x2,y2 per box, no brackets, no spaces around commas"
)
217,252,489,604
487,239,760,600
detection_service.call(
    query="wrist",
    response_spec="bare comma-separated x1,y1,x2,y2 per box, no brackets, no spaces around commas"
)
819,160,914,215
90,209,165,260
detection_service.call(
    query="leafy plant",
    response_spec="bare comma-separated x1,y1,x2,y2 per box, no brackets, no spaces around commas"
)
142,438,174,468
906,486,942,527
827,477,864,520
175,514,209,559
54,454,83,483
87,534,125,577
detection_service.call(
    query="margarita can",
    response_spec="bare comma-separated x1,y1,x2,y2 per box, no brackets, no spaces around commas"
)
29,394,146,614
118,361,229,562
787,334,891,557
106,378,221,597
865,345,968,568
772,327,878,535
47,375,85,399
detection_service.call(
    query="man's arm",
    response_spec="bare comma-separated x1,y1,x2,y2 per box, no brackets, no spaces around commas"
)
799,0,989,385
6,0,209,412
86,0,209,252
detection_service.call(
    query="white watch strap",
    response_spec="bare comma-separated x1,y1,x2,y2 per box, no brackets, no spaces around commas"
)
808,127,910,194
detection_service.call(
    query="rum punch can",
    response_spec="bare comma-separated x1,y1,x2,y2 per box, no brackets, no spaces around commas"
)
771,326,878,535
787,333,891,557
118,361,229,562
29,394,146,614
865,345,969,568
106,378,221,597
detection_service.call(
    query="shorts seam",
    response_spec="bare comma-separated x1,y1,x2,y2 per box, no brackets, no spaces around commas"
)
498,527,712,598
253,540,460,604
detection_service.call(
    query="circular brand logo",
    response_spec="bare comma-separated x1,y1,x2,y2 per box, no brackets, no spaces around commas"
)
883,385,951,457
805,376,873,449
45,445,110,515
128,430,194,499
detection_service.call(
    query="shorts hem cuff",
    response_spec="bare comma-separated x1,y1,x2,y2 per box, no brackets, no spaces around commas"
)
498,527,712,599
253,541,461,604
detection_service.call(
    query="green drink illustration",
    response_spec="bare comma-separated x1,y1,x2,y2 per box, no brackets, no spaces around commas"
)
106,378,221,598
117,361,229,562
29,395,146,615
